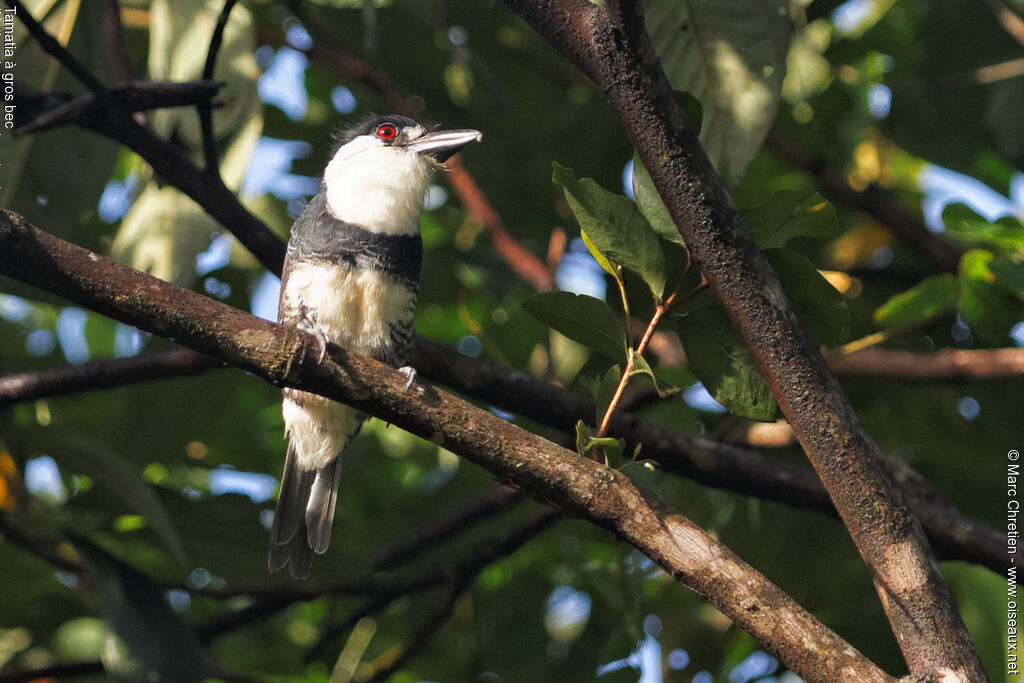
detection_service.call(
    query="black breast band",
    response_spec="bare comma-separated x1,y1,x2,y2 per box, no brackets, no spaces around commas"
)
287,189,423,289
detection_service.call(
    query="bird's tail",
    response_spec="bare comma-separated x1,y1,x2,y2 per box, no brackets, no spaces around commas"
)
268,444,343,579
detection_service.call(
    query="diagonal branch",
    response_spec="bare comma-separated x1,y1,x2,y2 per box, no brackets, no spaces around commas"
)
14,80,224,135
0,341,1004,572
499,0,983,677
0,210,892,682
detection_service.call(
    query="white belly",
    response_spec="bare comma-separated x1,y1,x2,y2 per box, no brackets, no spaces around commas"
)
281,263,416,470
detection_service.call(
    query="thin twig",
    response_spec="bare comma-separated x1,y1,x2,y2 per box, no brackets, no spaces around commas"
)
985,0,1024,48
199,0,238,177
4,0,106,93
97,0,132,83
595,292,674,439
362,511,560,683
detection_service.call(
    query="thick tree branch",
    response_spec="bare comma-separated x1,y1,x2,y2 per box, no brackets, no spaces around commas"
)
413,339,1006,573
0,211,891,682
500,0,982,677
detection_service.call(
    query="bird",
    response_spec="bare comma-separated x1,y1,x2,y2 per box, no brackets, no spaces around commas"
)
269,114,481,579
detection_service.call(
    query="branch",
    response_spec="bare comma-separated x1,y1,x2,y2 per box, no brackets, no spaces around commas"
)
985,0,1024,48
97,0,133,83
0,211,892,682
0,661,104,683
9,4,285,275
362,511,560,683
14,81,224,134
368,486,523,571
0,340,1003,571
4,0,107,92
199,0,238,176
0,348,224,407
764,130,962,274
412,339,1006,573
500,0,982,677
832,346,1024,380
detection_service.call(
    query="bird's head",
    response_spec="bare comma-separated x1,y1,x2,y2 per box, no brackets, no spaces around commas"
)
322,115,481,234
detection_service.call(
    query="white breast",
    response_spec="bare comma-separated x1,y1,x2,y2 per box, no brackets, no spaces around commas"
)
281,263,417,470
281,262,416,354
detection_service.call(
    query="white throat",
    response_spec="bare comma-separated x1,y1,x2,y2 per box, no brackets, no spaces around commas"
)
322,137,433,236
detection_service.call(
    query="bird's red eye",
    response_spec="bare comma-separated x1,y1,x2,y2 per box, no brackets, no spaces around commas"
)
375,124,398,140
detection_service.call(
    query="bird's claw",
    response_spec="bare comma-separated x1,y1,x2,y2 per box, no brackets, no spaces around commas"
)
312,330,330,364
398,366,417,393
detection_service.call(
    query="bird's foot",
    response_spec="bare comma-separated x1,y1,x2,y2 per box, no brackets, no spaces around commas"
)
397,366,418,392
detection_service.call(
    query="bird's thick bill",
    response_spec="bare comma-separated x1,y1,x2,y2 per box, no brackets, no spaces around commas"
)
405,129,482,162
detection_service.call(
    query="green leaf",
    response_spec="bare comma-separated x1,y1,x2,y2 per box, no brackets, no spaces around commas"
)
673,307,779,421
553,162,666,300
522,292,627,362
989,256,1024,298
581,229,622,283
942,203,1024,254
575,421,623,462
644,0,790,184
958,249,1022,344
71,537,206,683
742,191,839,248
629,352,680,398
764,248,850,346
112,184,219,288
632,153,685,247
873,274,957,329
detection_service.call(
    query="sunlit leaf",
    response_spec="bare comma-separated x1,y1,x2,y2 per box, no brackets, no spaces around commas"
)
111,185,218,288
942,203,1024,254
522,292,627,362
958,249,1021,344
575,421,622,462
628,352,680,398
644,0,790,184
553,163,666,300
873,274,957,329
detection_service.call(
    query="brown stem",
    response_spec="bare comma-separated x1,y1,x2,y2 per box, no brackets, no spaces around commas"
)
595,293,674,439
